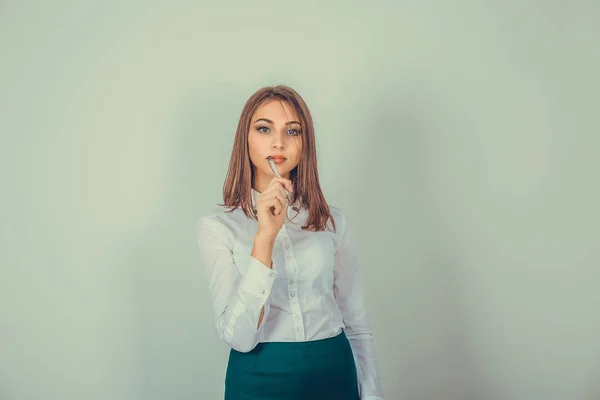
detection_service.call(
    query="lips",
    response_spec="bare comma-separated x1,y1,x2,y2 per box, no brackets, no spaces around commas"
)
268,155,287,161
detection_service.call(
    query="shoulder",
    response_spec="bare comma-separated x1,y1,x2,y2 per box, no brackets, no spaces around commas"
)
326,203,351,238
327,203,345,218
197,208,224,229
197,203,246,225
325,204,358,255
196,206,243,245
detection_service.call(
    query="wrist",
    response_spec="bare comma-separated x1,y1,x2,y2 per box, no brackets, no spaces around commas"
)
252,232,276,269
255,231,276,244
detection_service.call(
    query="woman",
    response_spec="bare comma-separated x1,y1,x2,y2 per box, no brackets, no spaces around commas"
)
196,85,384,399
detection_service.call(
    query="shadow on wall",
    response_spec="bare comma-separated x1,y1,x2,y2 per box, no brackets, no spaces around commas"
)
585,373,600,400
352,80,496,400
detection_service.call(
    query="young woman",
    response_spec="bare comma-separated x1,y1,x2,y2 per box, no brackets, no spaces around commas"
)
196,85,384,399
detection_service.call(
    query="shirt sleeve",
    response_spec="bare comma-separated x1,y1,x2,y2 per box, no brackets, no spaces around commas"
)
196,216,277,353
333,212,385,400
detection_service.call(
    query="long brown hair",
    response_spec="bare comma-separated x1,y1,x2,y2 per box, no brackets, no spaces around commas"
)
218,85,336,233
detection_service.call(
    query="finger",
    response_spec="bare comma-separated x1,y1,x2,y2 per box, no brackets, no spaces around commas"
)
261,187,286,201
260,192,285,214
273,192,286,214
270,192,286,212
273,187,287,202
270,195,283,215
269,177,293,193
264,185,290,202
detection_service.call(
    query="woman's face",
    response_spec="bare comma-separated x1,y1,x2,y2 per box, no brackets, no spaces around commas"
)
248,99,303,186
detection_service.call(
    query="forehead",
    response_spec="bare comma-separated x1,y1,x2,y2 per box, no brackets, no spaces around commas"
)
252,99,299,123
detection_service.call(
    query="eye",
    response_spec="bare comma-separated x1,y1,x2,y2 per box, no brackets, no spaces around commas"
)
256,126,301,135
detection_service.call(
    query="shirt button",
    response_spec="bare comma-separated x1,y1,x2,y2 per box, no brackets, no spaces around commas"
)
289,280,295,285
296,327,301,332
287,255,291,260
284,244,289,249
262,290,268,295
270,272,275,277
295,314,301,320
290,291,296,297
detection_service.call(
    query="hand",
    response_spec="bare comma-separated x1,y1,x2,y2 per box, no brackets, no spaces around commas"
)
256,176,294,238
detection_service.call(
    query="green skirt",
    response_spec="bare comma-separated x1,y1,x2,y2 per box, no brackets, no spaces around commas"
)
224,330,359,400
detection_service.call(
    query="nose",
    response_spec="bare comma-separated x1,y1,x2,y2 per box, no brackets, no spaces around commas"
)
270,130,285,149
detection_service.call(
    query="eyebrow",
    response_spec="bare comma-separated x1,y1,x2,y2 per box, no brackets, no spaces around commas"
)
254,118,301,126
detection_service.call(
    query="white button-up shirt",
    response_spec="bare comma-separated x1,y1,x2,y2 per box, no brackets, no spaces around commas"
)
196,188,384,399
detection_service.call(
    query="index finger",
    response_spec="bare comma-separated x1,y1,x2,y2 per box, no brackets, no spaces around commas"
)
269,176,293,193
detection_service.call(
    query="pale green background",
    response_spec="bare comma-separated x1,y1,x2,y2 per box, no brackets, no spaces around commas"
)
1,1,599,399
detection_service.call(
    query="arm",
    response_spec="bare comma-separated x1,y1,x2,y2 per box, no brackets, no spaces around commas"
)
252,232,277,329
333,213,385,400
196,217,277,353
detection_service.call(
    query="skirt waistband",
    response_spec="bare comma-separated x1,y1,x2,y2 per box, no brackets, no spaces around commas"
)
249,328,345,351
